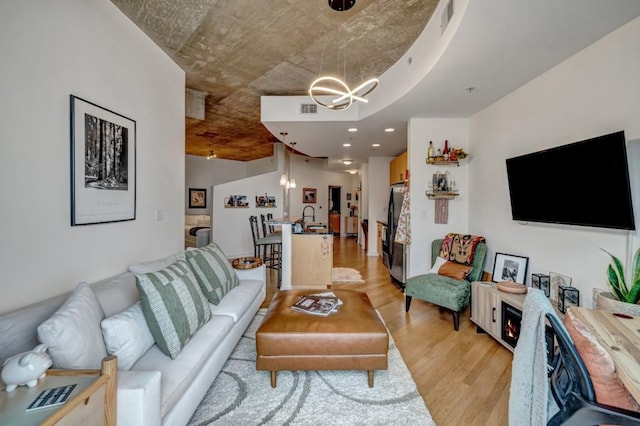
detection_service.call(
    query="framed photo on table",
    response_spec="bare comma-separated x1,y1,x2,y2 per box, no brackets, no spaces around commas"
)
549,272,572,302
70,95,136,225
492,253,529,284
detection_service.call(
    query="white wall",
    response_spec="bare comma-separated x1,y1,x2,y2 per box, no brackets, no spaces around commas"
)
211,152,357,258
408,119,470,277
185,155,249,216
469,16,640,308
0,0,185,313
287,155,357,227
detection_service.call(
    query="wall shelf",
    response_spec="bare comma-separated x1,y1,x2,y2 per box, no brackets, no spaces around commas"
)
426,158,461,166
426,191,459,200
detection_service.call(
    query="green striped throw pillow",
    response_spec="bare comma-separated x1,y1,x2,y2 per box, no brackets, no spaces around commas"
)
135,260,211,359
186,242,239,305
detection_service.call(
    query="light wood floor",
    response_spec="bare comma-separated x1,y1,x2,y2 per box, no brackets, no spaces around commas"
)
261,236,512,426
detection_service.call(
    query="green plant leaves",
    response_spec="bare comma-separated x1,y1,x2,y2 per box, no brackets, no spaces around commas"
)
601,247,640,304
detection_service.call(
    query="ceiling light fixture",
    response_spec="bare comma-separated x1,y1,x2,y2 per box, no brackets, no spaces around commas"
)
343,159,353,165
348,170,358,175
308,5,378,111
348,128,358,132
206,149,216,160
279,132,288,186
288,142,297,189
343,143,351,147
328,0,355,11
384,128,395,132
372,143,380,147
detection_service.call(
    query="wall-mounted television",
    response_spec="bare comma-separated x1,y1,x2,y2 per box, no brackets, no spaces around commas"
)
505,131,635,230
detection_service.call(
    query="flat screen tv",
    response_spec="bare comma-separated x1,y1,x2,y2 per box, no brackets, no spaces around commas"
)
505,131,635,230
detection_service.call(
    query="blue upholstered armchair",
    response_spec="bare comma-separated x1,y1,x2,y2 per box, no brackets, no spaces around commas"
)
405,238,487,330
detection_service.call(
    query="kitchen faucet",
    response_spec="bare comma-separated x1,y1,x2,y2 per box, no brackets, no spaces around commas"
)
302,205,315,229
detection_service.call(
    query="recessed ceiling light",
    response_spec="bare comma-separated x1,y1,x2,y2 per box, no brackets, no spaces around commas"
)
343,159,353,165
348,170,358,175
348,128,358,132
384,128,395,132
343,143,351,147
372,143,380,147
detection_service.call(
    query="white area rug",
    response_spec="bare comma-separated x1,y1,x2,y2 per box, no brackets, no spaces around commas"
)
188,310,435,426
331,267,365,283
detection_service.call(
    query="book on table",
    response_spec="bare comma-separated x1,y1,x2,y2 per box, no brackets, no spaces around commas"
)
291,292,343,316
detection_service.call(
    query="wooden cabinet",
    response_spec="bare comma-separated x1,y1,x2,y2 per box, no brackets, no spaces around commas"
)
345,216,358,236
389,151,408,185
0,356,117,426
291,234,333,289
329,213,341,235
471,282,503,338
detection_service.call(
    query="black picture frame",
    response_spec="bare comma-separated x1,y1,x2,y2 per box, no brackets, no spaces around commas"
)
531,273,550,297
189,188,207,208
70,95,136,225
492,252,529,284
558,286,580,313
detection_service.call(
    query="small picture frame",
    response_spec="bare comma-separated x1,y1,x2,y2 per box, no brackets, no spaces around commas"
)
531,273,550,297
189,188,206,209
255,195,276,208
224,195,249,208
303,187,317,204
492,252,529,284
346,193,352,201
558,286,580,313
432,172,449,192
549,272,572,302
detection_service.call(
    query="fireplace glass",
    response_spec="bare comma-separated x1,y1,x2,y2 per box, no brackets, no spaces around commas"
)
501,301,556,366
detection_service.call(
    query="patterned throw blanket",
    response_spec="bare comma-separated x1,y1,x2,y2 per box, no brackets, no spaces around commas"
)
439,233,485,265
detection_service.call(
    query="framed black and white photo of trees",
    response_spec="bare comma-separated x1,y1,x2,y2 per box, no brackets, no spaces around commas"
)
70,95,136,225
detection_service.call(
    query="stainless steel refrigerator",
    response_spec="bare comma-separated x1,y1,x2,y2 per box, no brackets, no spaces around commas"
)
382,185,407,287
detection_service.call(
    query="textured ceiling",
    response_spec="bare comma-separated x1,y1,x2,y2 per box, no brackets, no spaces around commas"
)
111,0,438,161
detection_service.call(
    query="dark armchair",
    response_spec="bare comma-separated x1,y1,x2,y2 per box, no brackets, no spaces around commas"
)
405,238,487,330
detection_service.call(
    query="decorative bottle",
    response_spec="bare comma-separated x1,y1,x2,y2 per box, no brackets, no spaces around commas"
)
427,141,434,163
443,140,450,161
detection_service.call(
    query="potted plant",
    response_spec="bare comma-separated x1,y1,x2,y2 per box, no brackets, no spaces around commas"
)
595,248,640,316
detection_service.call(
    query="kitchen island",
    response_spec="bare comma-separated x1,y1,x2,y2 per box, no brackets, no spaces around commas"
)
291,231,333,289
266,220,332,290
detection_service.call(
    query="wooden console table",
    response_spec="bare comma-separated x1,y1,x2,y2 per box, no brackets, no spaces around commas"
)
569,307,640,405
0,356,117,425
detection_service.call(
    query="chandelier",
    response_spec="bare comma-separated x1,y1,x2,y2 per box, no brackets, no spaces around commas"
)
308,0,379,111
309,76,379,111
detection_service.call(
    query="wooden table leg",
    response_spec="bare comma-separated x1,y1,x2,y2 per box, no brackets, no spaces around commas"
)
270,371,277,388
368,370,374,388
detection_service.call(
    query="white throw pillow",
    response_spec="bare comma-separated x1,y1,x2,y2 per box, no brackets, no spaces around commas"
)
37,282,107,369
128,251,186,274
101,302,155,370
429,256,448,274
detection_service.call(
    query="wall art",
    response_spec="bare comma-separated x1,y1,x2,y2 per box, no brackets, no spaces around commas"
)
189,188,206,208
70,95,136,225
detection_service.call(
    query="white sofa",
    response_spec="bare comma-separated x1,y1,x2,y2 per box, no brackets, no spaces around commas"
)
0,249,265,425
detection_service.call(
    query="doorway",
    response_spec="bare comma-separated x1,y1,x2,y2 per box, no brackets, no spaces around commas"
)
328,185,341,235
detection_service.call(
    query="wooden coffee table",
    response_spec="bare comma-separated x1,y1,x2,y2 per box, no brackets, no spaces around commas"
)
255,289,389,387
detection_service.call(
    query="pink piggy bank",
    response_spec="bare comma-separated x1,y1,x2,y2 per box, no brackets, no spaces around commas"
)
2,344,52,392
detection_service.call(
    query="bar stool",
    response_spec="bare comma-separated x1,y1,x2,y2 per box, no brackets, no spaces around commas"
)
250,215,282,287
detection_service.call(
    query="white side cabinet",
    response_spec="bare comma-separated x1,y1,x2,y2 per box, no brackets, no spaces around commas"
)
471,281,526,353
